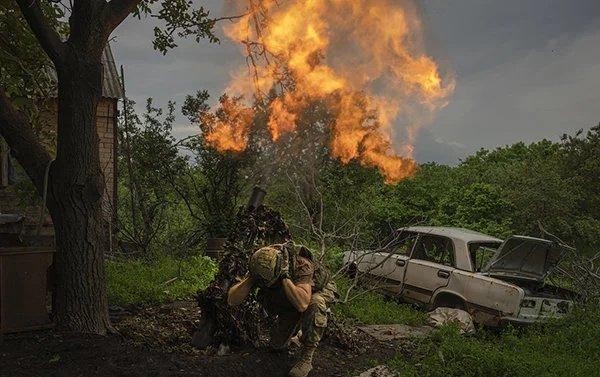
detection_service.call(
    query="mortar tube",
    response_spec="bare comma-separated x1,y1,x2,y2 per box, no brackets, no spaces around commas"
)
247,186,267,210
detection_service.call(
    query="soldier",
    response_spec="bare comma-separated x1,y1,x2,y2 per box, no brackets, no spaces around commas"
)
227,243,337,377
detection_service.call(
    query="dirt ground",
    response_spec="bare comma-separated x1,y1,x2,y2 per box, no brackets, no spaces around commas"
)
0,302,399,377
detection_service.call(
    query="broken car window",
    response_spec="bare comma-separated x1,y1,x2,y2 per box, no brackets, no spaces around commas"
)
469,242,501,272
387,231,418,256
412,235,455,267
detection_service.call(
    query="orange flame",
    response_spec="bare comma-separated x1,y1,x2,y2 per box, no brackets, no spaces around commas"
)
203,95,255,152
207,0,454,183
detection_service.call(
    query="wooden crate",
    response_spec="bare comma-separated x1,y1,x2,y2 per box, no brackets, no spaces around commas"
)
0,247,54,333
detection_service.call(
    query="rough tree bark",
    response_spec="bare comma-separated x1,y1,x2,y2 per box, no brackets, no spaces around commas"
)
0,0,141,334
48,47,111,333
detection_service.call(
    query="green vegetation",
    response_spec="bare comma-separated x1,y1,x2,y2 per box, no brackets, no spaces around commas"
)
115,89,600,258
106,256,217,306
105,256,598,377
334,277,426,326
389,307,600,377
109,95,599,376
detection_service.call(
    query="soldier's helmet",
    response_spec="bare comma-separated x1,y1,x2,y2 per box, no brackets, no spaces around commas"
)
249,246,283,287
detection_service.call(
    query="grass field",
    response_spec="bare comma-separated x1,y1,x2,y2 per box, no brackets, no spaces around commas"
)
107,256,599,377
106,255,217,306
387,306,600,377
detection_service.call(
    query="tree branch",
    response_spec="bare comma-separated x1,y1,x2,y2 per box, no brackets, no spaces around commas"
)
106,0,143,32
14,0,65,65
0,87,52,195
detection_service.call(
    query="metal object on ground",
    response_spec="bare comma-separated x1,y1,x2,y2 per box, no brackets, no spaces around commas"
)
247,186,266,210
205,238,227,261
0,246,54,333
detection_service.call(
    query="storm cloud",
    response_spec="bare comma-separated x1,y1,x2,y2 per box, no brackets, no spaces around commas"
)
112,0,600,164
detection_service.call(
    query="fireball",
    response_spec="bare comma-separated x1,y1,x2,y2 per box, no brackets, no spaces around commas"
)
205,0,455,183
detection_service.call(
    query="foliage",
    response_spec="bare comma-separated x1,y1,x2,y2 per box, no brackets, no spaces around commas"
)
388,306,600,377
0,2,65,109
116,85,600,282
333,277,427,326
178,93,253,237
434,182,513,238
133,0,220,54
117,93,253,253
117,98,190,255
106,255,217,306
561,124,600,250
346,130,599,251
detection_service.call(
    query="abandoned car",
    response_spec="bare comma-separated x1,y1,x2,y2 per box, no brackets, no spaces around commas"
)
342,226,575,326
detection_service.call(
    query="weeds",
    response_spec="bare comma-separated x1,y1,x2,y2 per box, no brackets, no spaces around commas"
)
107,255,217,306
106,257,600,377
333,277,427,326
389,307,600,377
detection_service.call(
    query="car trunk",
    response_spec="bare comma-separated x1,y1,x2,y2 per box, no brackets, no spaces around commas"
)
483,236,567,280
482,236,576,300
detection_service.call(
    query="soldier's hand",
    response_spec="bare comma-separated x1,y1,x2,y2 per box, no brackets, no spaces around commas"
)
279,247,291,280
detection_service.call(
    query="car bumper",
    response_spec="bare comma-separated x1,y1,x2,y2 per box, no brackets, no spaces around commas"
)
500,312,569,326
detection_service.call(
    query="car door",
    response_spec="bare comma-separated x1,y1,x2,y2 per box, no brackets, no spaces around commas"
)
401,234,456,305
367,231,417,294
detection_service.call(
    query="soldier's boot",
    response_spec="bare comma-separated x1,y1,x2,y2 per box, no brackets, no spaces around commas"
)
288,345,316,377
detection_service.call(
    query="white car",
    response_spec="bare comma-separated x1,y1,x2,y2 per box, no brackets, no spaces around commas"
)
342,226,575,326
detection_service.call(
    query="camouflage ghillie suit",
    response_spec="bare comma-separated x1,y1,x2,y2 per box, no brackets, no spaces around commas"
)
256,244,337,377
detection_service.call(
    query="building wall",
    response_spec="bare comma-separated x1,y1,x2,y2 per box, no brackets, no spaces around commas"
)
97,98,118,211
0,98,118,236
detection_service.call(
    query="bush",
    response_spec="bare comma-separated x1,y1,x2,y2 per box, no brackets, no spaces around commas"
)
333,277,427,326
389,306,600,377
107,255,217,306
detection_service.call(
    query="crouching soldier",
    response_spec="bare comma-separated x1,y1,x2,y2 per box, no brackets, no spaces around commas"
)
227,243,337,377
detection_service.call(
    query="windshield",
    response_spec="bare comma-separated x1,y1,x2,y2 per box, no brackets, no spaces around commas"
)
469,242,501,272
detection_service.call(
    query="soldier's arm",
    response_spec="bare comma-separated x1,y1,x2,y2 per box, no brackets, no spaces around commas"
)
282,278,312,312
227,276,254,307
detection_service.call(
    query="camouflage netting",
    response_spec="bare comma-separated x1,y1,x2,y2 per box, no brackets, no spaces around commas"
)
194,204,359,351
195,205,291,348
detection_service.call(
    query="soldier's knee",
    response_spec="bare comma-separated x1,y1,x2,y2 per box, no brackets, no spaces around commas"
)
304,301,328,328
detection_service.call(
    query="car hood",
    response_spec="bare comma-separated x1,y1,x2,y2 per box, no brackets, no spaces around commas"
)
483,236,569,281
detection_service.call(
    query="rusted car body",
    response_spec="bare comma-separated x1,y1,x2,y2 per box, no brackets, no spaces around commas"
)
343,226,575,326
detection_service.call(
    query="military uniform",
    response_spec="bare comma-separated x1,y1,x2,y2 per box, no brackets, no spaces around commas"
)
258,255,336,349
257,253,337,376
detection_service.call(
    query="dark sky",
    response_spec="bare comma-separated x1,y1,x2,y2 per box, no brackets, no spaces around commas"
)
112,0,600,164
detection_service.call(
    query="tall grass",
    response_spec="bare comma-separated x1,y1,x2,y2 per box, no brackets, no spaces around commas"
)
389,306,600,377
106,255,217,306
333,277,427,326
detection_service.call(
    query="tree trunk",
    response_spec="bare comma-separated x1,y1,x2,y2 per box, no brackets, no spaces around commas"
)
4,0,146,336
46,47,111,334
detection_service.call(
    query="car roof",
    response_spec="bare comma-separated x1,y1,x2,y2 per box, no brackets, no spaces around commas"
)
398,226,503,244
